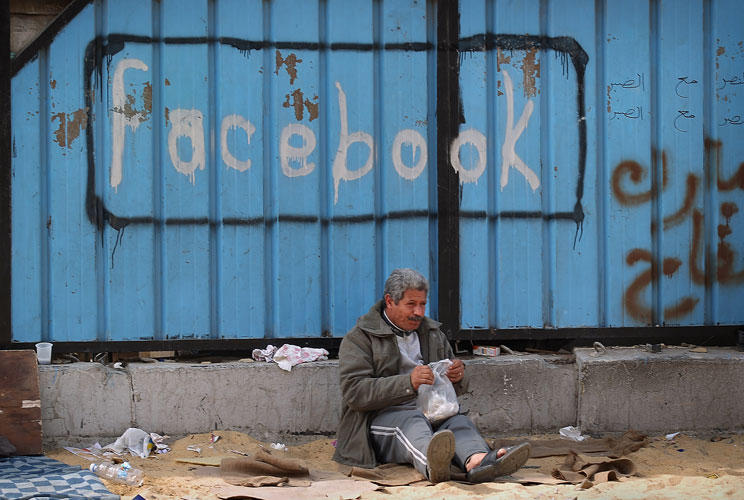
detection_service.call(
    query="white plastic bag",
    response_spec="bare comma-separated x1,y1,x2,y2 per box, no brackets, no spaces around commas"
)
102,428,154,458
416,360,459,423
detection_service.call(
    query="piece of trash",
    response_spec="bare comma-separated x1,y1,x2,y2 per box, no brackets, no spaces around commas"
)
113,362,124,369
676,448,685,452
103,428,155,459
229,449,250,456
150,432,171,454
238,358,254,363
252,345,278,362
472,346,500,357
273,344,329,371
186,445,201,454
63,445,107,461
689,346,708,353
90,461,144,486
666,432,681,440
705,473,720,479
270,442,287,451
559,426,588,442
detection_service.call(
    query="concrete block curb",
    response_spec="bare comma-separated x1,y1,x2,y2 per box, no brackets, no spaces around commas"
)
36,347,744,448
576,347,744,434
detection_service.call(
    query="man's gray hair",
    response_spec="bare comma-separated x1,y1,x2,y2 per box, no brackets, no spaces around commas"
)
383,268,429,303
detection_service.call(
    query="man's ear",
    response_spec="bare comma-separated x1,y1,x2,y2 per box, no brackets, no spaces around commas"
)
384,294,393,307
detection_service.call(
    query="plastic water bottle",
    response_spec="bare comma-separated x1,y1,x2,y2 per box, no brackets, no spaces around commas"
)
89,461,144,486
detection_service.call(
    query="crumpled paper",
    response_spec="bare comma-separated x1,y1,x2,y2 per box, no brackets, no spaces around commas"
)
252,344,329,371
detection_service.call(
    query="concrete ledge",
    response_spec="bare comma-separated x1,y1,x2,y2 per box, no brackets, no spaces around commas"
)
460,355,576,434
37,348,744,448
576,347,744,434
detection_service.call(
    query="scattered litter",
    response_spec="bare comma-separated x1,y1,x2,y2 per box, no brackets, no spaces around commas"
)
252,344,329,370
211,433,221,444
500,345,516,355
252,345,278,362
176,456,223,466
644,343,664,353
187,445,202,454
113,362,124,369
229,449,251,456
689,347,708,353
666,432,681,440
273,344,329,371
151,432,171,454
705,473,720,479
473,346,500,357
238,358,255,363
63,443,109,461
590,342,607,357
270,443,288,451
103,428,161,458
559,426,588,442
677,449,685,452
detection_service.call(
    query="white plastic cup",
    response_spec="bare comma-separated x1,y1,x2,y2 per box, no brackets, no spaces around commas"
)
35,342,53,365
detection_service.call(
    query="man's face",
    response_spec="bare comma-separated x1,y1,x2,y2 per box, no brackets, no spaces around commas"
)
384,288,427,331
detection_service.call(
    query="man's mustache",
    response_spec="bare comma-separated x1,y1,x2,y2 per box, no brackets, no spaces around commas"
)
408,315,423,321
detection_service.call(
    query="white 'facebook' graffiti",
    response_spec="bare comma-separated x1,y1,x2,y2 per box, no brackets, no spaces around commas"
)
110,58,149,191
109,58,539,198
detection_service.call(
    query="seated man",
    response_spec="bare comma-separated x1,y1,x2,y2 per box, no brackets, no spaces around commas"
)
333,268,530,483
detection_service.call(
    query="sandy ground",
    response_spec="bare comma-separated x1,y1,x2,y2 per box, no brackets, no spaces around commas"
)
47,430,744,499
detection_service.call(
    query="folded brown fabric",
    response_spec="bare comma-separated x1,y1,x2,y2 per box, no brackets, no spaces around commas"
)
551,451,637,485
220,473,289,487
219,452,311,487
254,449,310,474
350,463,426,486
490,430,649,458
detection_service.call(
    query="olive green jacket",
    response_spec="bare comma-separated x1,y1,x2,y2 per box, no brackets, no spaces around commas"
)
332,300,469,468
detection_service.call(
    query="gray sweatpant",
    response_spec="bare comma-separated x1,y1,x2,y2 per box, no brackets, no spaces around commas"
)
369,404,490,477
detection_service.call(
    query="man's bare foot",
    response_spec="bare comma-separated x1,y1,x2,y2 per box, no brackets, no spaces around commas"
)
465,448,507,472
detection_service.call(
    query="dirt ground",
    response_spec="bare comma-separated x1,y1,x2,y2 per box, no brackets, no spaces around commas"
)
47,430,744,499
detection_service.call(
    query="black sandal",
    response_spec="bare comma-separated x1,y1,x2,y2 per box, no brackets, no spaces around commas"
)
466,442,531,483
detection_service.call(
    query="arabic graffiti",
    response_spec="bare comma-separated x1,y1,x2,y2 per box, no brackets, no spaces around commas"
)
674,110,696,132
607,73,646,121
610,106,643,121
613,139,744,322
609,73,645,91
673,76,699,133
675,76,698,98
721,115,743,126
717,72,744,91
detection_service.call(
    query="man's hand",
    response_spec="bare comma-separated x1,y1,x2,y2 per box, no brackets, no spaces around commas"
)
446,359,465,384
410,365,434,391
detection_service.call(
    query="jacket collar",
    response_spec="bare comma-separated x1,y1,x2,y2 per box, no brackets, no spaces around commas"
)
357,299,442,337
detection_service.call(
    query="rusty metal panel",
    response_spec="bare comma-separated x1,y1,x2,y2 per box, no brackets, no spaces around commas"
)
8,0,744,345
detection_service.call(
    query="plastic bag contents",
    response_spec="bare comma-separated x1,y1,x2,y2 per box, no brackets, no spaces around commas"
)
416,359,459,423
